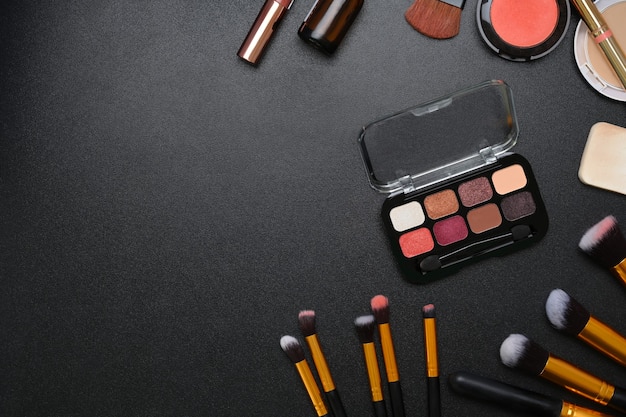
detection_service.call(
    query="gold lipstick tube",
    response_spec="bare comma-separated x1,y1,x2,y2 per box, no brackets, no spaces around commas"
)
579,317,626,366
363,342,384,401
541,355,614,405
237,0,294,65
295,359,328,417
569,0,626,88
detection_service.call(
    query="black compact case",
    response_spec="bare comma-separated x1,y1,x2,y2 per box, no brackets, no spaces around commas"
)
358,81,549,283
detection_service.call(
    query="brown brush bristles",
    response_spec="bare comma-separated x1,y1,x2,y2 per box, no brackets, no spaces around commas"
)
405,0,462,40
298,310,317,337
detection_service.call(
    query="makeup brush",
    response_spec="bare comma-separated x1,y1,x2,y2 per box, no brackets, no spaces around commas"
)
355,314,388,417
546,288,626,367
500,333,626,413
404,0,465,39
422,304,441,417
579,215,626,287
280,335,329,417
298,310,347,417
371,295,405,417
449,371,614,417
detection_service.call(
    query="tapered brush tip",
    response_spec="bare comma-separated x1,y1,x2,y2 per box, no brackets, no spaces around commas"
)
280,335,305,363
354,314,377,344
579,215,626,268
298,310,317,337
545,289,590,335
370,295,390,324
500,334,549,375
422,303,436,318
405,0,463,39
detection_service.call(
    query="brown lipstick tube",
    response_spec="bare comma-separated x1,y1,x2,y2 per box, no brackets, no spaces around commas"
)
237,0,294,65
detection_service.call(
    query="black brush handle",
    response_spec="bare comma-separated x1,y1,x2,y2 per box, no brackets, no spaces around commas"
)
325,389,347,417
427,376,441,417
610,386,626,414
388,381,405,417
372,399,388,417
448,371,561,417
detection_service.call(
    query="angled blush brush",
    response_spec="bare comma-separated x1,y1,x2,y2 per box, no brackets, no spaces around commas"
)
371,295,405,417
405,0,465,39
500,333,626,414
280,335,330,417
298,310,347,417
355,314,388,417
579,215,626,287
546,289,626,367
449,371,614,417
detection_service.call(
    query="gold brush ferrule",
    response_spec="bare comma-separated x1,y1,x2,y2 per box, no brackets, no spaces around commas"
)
295,360,328,417
612,258,626,287
379,323,400,382
541,355,615,405
423,318,439,378
363,342,384,402
306,334,336,391
560,401,614,416
579,317,626,366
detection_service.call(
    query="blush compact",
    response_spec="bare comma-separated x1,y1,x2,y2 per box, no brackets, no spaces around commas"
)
358,80,549,284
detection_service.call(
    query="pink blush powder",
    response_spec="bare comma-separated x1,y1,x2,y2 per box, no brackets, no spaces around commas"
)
491,0,559,47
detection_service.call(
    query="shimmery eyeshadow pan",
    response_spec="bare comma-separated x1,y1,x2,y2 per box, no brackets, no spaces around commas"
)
399,228,435,257
501,191,536,221
433,215,468,246
458,177,493,207
425,189,459,219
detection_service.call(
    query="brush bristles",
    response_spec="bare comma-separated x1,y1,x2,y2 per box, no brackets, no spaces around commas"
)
280,335,305,363
579,215,626,268
370,295,390,324
422,303,436,318
546,289,590,336
354,315,376,344
298,310,317,337
405,0,462,39
500,334,549,376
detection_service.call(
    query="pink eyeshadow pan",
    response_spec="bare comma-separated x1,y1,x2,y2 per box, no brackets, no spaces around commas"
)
399,228,435,258
433,215,468,246
458,177,493,207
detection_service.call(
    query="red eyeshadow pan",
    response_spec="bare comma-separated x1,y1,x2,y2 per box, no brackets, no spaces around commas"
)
433,215,468,246
399,228,435,258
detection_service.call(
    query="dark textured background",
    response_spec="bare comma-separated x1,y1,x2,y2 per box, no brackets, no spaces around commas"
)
1,1,625,416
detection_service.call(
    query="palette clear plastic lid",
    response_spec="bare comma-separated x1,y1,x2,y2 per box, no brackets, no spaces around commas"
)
359,80,519,194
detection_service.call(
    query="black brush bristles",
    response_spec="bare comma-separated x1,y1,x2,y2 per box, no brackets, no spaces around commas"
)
298,310,317,337
500,334,549,376
579,215,626,268
280,335,305,363
371,295,390,324
355,315,377,344
545,289,590,336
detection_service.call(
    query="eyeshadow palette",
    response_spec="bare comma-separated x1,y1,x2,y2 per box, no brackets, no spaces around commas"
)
358,81,549,283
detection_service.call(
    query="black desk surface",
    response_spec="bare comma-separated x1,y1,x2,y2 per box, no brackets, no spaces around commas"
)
2,1,625,416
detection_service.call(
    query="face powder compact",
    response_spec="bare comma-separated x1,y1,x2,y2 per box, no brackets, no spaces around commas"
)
574,0,626,101
477,0,571,61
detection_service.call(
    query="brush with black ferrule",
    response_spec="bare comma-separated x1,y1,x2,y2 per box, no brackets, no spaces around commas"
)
371,295,405,417
579,215,626,287
355,314,388,417
546,289,626,367
422,304,441,417
280,335,330,417
449,371,614,417
500,333,626,414
298,310,347,417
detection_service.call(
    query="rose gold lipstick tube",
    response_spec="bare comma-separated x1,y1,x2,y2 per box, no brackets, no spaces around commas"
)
237,0,294,65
